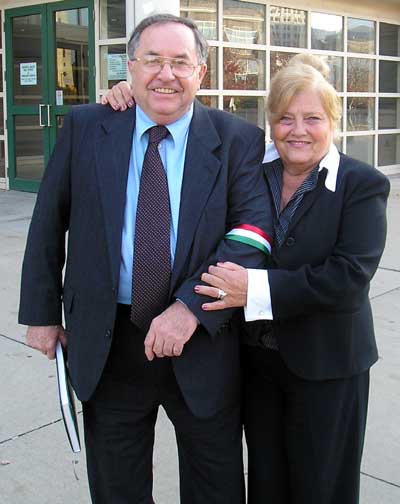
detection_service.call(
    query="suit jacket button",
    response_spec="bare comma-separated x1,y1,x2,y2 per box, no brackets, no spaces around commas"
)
105,329,112,338
285,237,295,246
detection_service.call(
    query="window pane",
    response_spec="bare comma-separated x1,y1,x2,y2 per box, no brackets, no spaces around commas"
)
181,0,218,40
0,141,4,178
379,61,400,93
223,96,265,128
202,46,217,89
347,58,374,92
223,0,265,45
12,15,43,105
55,8,89,105
0,100,3,135
224,48,265,90
99,0,126,39
379,23,400,57
270,51,297,79
197,96,218,108
347,18,375,54
270,6,306,48
378,134,400,166
347,97,375,131
100,45,127,89
311,13,343,51
321,55,343,92
346,136,374,165
379,98,400,129
15,115,44,180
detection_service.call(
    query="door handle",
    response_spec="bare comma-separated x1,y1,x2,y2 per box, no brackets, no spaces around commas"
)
47,104,51,127
39,104,46,127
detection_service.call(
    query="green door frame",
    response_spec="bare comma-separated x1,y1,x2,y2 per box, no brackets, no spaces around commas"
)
5,0,95,192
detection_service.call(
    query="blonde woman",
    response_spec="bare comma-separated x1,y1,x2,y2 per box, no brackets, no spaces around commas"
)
196,54,390,504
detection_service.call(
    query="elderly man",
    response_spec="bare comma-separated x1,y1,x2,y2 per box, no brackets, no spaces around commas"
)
19,13,272,504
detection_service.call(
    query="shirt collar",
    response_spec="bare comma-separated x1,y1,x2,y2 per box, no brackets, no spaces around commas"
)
263,142,340,193
135,104,193,146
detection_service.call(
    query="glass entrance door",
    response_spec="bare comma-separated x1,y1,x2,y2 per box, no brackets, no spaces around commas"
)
6,0,94,192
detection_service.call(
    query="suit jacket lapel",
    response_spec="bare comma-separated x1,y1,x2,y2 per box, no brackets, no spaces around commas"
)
170,102,222,293
95,108,136,285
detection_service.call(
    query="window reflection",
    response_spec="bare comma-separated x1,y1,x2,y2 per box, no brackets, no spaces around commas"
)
270,6,306,48
201,46,217,90
311,13,343,51
223,96,265,128
321,55,343,92
347,136,374,165
379,61,400,93
224,48,265,90
12,15,43,105
223,0,265,45
55,8,89,105
15,116,44,180
379,98,400,129
270,51,297,78
0,142,4,178
99,0,126,39
378,134,400,166
347,58,374,92
181,0,217,40
100,44,127,89
347,18,375,54
379,23,400,57
197,96,218,108
347,97,375,131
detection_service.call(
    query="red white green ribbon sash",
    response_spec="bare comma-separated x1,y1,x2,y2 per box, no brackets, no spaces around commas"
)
225,224,272,256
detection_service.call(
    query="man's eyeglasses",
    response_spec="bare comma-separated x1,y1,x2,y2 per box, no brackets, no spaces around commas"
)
131,56,200,79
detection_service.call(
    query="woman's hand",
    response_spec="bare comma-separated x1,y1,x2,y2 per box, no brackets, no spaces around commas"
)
195,262,248,311
101,81,135,111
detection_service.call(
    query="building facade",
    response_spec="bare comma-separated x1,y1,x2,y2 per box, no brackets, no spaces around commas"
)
0,0,399,191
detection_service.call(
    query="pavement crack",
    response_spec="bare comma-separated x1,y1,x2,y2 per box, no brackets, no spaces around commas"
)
361,471,400,489
0,411,83,447
370,285,400,300
379,266,400,273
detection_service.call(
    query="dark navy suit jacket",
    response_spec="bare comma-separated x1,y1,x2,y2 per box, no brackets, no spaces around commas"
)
19,100,273,417
245,155,390,381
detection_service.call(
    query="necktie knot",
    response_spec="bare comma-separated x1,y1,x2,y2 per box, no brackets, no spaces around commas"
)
148,125,169,146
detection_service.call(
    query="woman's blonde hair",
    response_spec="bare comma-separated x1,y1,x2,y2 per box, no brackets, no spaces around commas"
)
267,54,342,128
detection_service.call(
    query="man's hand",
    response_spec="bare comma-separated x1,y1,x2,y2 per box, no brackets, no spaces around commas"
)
144,302,199,361
101,81,134,111
26,325,67,360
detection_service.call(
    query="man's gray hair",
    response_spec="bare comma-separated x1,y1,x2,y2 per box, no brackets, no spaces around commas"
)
127,13,209,64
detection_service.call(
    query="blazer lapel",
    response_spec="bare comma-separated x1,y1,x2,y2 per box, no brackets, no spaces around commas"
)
95,108,136,285
170,102,222,293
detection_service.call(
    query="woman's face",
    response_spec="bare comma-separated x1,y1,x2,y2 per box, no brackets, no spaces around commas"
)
271,91,333,174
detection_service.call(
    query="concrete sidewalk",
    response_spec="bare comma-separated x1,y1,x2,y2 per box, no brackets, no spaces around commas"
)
0,179,399,503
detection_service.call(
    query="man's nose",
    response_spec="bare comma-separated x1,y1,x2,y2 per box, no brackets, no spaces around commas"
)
158,62,175,80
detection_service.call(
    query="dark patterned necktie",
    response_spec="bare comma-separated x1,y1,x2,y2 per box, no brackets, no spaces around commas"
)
131,125,171,330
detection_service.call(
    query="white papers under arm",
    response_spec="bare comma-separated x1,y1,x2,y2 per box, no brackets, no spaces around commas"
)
55,341,81,453
244,269,273,321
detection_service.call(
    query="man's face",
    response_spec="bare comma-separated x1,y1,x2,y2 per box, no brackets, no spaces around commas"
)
128,22,207,125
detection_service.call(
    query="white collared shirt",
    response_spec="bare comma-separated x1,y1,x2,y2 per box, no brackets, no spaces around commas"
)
244,142,341,321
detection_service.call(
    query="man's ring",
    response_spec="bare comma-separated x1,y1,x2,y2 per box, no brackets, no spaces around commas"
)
217,288,227,300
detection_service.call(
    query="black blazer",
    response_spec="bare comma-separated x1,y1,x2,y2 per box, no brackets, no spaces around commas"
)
246,154,390,381
19,101,272,417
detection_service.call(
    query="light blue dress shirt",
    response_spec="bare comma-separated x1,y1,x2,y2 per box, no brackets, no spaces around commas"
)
117,105,193,304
